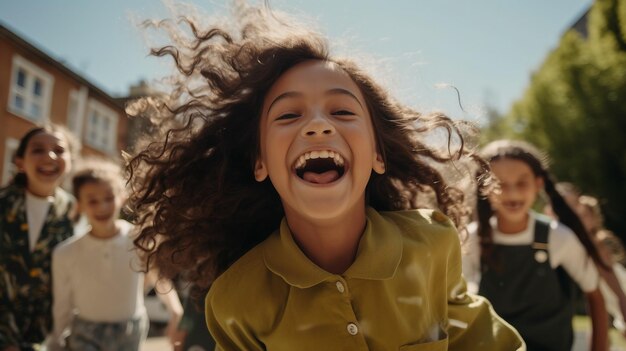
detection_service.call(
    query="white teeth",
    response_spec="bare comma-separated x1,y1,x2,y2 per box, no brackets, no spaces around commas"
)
334,154,343,166
295,150,345,169
295,156,306,169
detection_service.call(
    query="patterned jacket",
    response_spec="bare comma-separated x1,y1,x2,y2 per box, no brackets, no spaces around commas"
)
0,184,74,349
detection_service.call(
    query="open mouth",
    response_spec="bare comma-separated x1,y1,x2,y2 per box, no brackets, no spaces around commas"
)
501,201,524,211
94,214,113,222
37,166,60,177
294,150,346,184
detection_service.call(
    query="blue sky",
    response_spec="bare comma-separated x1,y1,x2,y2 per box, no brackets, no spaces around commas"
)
0,0,591,122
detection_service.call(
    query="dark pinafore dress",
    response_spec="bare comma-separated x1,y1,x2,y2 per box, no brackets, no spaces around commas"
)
479,218,575,351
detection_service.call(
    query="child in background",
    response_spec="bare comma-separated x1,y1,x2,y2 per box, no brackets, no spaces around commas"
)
127,2,523,350
550,183,626,269
462,139,608,351
549,182,626,336
172,286,216,351
0,125,77,351
577,195,626,267
576,194,626,336
49,159,183,351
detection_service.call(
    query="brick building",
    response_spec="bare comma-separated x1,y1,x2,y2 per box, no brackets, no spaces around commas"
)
0,23,129,186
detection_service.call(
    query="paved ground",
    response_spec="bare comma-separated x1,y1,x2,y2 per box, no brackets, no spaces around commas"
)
142,336,170,351
572,316,626,351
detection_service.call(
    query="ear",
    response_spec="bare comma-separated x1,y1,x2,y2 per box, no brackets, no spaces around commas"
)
535,176,545,192
14,157,24,172
254,158,268,182
75,201,83,216
373,152,385,175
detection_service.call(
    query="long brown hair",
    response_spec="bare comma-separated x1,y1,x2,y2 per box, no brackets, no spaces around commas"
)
126,2,482,293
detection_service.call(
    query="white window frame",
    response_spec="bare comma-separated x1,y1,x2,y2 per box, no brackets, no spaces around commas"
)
2,138,19,186
8,55,54,123
67,86,88,137
84,99,118,154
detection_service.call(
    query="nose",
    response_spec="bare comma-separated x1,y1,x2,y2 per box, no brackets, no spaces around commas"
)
46,150,58,160
301,112,335,137
98,202,110,212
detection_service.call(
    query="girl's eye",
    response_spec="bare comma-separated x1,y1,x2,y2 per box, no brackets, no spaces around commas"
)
54,147,66,155
332,110,355,116
276,113,301,120
31,148,44,154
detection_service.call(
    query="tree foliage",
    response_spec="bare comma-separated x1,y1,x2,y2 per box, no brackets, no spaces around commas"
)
485,0,626,236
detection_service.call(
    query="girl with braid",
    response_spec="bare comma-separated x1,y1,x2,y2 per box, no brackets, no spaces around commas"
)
126,2,523,350
462,139,609,351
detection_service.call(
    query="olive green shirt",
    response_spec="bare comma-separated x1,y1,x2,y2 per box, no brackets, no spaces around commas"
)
206,208,524,350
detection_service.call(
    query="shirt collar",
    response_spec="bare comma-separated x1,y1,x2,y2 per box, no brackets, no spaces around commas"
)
262,207,403,288
51,187,72,218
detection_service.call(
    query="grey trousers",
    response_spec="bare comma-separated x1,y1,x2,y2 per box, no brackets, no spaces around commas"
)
66,314,148,351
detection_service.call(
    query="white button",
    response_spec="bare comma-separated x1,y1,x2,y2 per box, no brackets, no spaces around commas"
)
336,281,345,293
534,250,548,263
347,323,359,335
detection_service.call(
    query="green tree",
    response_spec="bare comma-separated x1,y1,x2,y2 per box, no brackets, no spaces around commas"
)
479,105,517,144
489,0,626,236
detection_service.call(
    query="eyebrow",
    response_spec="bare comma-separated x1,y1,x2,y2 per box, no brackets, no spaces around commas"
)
326,88,364,109
266,91,301,114
28,142,50,149
266,88,365,114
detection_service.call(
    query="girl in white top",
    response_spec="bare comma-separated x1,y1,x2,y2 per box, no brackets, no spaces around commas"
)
462,140,610,351
50,159,183,351
0,125,77,351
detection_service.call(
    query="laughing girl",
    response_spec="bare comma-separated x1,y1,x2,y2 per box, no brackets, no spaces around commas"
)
463,140,608,351
127,3,524,350
0,125,77,351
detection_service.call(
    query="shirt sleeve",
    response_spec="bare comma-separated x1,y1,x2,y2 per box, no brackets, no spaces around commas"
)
205,287,264,351
549,222,599,293
0,199,20,348
445,225,526,351
50,244,73,350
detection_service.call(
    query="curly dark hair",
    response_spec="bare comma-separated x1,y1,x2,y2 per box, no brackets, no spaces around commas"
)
476,139,606,270
126,2,484,294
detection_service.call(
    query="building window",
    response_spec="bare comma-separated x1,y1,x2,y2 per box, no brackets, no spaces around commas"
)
84,99,118,153
2,138,19,186
8,55,54,123
67,90,81,134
